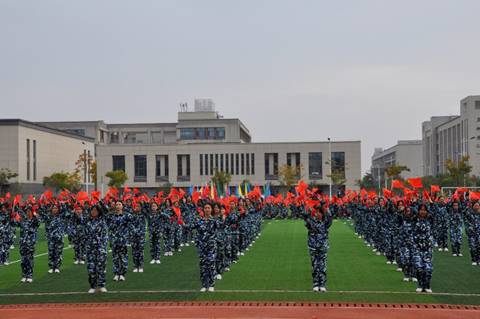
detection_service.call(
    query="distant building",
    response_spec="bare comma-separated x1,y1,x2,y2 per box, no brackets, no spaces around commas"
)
0,119,95,193
422,95,480,176
371,140,423,187
38,101,362,193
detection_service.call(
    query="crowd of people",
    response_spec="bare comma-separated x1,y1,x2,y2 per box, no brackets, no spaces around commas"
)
1,181,480,295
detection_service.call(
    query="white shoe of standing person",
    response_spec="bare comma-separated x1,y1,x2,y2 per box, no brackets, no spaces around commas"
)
208,287,215,292
320,287,327,293
99,287,108,293
119,275,125,281
156,260,161,264
138,268,144,273
54,269,60,273
150,260,156,265
313,287,319,292
200,287,207,292
48,269,54,274
88,288,96,294
21,277,27,283
113,275,119,281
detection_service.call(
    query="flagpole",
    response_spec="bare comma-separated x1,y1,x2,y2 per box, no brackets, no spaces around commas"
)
328,137,332,198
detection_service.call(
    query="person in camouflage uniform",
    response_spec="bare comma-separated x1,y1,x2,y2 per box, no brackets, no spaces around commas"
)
129,200,147,273
107,200,132,281
213,203,227,280
84,203,109,293
71,204,87,264
18,206,40,283
303,202,333,293
194,202,218,292
0,202,14,265
39,202,66,273
398,206,416,282
147,201,163,264
464,200,480,266
412,204,434,293
449,201,465,257
432,196,449,252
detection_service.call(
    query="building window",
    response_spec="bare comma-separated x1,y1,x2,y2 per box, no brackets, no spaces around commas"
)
26,139,30,181
476,101,480,109
112,155,125,172
200,154,204,176
246,153,250,175
287,152,301,177
205,154,209,176
241,153,245,175
264,153,278,180
210,154,214,175
110,132,120,144
225,153,229,174
235,153,239,175
251,153,255,175
331,151,346,179
134,155,147,182
124,132,148,144
231,154,234,174
309,152,322,179
177,154,191,181
215,154,219,172
179,127,226,140
220,154,224,172
33,140,37,181
155,155,169,181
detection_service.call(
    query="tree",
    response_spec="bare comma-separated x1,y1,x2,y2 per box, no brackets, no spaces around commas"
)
279,164,303,188
385,165,410,179
356,171,376,190
0,168,18,194
105,170,128,188
43,172,82,192
75,152,94,185
211,169,232,190
446,156,472,186
328,168,347,187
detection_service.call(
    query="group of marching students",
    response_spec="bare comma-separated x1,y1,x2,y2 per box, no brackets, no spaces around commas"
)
0,187,263,293
1,182,480,295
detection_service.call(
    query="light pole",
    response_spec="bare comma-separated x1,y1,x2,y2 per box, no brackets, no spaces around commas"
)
328,137,332,198
82,142,88,193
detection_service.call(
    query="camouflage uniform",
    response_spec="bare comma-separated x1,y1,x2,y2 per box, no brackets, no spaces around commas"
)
432,203,449,250
107,211,132,276
71,209,87,263
147,209,165,261
0,206,13,265
40,205,66,270
412,213,434,291
303,209,333,288
449,206,464,255
225,209,240,263
85,209,109,289
18,212,40,279
465,208,480,264
399,212,415,279
194,216,218,288
130,208,147,269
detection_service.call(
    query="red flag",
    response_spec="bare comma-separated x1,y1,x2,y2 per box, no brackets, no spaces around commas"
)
13,194,22,207
470,192,480,201
5,192,11,201
133,188,140,195
456,187,468,193
431,185,441,193
172,206,184,225
383,188,393,198
123,186,131,194
192,189,200,205
407,177,423,189
360,189,368,199
76,191,89,203
422,189,431,201
392,180,405,189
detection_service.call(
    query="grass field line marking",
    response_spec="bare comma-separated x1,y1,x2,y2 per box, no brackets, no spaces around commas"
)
1,289,480,297
7,246,72,266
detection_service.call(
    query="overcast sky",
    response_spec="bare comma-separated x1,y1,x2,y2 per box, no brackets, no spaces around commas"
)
1,0,480,175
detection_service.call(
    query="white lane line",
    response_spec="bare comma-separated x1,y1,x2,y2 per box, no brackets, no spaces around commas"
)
0,289,479,297
7,247,72,266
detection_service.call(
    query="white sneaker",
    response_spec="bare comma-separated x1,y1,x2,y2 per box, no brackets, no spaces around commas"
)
150,260,156,264
411,278,418,282
21,277,27,283
177,249,182,252
392,261,397,265
138,268,144,273
99,287,108,293
438,248,443,252
26,278,33,283
403,277,410,282
386,261,392,265
185,243,190,247
313,287,320,292
216,274,222,280
119,275,125,281
155,260,161,264
133,268,138,273
473,262,478,266
48,269,54,274
372,248,377,252
246,248,249,251
208,287,215,292
367,244,371,247
74,260,79,265
180,244,184,247
416,288,423,293
225,267,230,272
169,252,174,256
164,252,169,256
200,287,207,292
88,288,96,294
80,260,85,264
459,253,463,257
3,261,9,266
240,252,245,256
376,252,381,256
320,287,327,293
434,243,438,247
425,289,432,293
444,248,449,252
54,269,60,273
453,254,458,257
113,275,119,281
10,245,15,249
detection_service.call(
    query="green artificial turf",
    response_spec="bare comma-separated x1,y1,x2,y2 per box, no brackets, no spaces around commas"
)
0,220,479,305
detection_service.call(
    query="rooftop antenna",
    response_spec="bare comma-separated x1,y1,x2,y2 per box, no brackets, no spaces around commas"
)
179,102,188,112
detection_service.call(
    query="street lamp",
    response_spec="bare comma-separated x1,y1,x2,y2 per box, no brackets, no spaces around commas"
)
81,142,88,193
328,137,332,198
